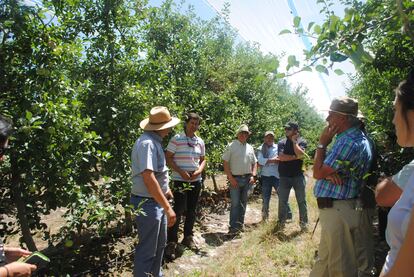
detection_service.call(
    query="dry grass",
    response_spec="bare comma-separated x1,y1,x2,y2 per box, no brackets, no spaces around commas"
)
183,174,321,277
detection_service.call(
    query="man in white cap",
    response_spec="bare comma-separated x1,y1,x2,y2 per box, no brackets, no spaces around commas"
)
130,106,180,277
222,124,257,233
311,97,373,277
257,130,292,221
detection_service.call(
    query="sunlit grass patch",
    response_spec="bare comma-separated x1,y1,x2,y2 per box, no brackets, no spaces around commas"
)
185,178,320,277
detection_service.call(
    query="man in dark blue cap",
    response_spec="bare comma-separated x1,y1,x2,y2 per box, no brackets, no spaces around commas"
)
277,122,308,230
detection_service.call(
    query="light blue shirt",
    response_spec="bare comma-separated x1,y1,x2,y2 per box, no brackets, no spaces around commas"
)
257,143,279,178
131,131,169,197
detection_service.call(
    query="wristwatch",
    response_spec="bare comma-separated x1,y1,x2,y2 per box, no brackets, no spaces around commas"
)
317,144,325,149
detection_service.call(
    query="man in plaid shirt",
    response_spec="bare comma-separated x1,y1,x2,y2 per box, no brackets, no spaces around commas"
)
311,97,374,277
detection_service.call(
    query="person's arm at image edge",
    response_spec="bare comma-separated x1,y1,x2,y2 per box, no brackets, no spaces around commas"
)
0,262,37,277
375,177,403,207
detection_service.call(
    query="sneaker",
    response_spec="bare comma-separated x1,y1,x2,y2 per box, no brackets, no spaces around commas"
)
181,236,196,249
164,242,176,260
300,223,308,231
262,211,269,222
228,227,241,234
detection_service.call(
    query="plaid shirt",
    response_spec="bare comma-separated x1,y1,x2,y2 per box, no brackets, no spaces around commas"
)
314,127,372,199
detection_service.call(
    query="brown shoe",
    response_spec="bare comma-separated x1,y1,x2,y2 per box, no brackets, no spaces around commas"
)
165,242,176,260
181,236,196,249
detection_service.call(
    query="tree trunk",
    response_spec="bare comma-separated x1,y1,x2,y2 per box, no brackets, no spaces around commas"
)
10,165,37,251
124,210,133,234
210,174,219,192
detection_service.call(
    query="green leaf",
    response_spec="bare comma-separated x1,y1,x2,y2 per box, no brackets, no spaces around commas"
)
329,15,340,32
279,29,292,35
316,65,329,75
302,66,312,72
275,73,286,78
65,240,74,248
330,52,348,62
334,69,345,75
25,111,32,121
307,22,315,31
287,55,299,68
313,25,322,34
293,16,301,28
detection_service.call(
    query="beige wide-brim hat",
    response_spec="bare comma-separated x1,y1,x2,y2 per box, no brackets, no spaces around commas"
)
235,124,251,135
139,106,180,131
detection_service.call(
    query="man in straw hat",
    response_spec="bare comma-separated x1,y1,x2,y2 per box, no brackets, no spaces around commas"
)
130,106,180,277
222,124,257,234
311,97,374,277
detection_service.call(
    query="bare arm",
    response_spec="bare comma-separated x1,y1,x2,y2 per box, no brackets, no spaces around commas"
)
191,156,206,180
375,177,403,207
251,161,257,177
0,262,37,277
278,153,299,161
142,169,176,227
313,125,341,182
382,210,414,277
291,134,305,158
313,147,338,181
223,160,237,188
249,161,258,184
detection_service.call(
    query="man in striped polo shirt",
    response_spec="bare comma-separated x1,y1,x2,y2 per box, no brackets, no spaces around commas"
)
311,97,373,277
165,112,206,258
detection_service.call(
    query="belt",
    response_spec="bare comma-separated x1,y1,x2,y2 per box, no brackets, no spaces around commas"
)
232,174,252,178
131,194,153,199
316,197,356,209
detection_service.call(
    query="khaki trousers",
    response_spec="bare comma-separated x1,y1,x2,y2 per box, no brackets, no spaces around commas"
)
310,199,374,277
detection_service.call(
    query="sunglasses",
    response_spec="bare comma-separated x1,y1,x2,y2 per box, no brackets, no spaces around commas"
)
187,138,199,148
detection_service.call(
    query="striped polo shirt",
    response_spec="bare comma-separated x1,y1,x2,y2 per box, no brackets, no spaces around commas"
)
166,132,205,182
314,127,373,199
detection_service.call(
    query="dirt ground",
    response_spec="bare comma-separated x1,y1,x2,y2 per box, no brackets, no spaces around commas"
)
4,172,388,276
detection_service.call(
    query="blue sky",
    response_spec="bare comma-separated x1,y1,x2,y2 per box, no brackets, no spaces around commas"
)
150,0,356,114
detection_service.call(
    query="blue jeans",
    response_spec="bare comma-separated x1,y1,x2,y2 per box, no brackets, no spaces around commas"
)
261,176,292,220
278,174,308,224
229,176,251,230
131,195,167,277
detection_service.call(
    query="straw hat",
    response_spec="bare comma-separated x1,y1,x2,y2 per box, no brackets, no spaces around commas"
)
139,106,180,131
